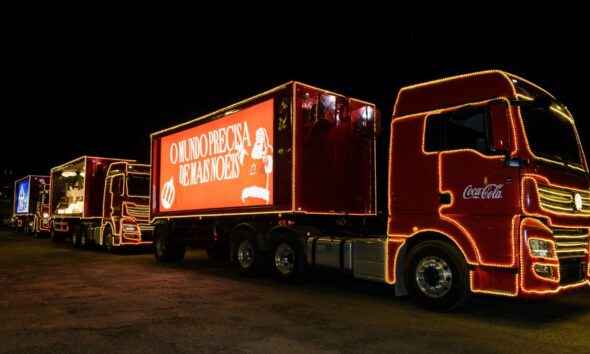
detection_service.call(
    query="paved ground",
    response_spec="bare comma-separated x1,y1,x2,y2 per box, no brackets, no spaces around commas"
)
0,227,589,353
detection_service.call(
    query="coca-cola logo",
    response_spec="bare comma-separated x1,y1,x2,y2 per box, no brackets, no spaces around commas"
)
463,184,504,200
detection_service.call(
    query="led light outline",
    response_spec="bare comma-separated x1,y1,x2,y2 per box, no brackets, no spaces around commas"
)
515,94,588,173
388,71,589,297
388,101,520,269
522,174,590,219
49,156,135,234
150,82,377,222
519,217,589,295
469,271,519,297
101,162,152,248
384,239,405,284
13,175,51,234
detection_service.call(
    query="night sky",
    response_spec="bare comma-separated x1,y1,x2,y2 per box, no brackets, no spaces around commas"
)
2,15,589,182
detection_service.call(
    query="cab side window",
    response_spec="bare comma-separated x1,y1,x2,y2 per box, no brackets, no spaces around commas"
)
425,106,490,154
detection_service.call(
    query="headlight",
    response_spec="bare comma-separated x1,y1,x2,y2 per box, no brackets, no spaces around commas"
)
123,224,138,232
534,264,553,277
42,212,49,219
529,239,553,258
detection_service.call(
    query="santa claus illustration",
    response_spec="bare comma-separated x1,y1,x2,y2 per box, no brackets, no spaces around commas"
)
238,127,273,204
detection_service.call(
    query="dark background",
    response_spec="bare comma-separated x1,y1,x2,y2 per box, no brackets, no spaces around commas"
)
2,12,589,186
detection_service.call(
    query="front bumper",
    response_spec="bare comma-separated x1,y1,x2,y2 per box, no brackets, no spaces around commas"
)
520,218,589,298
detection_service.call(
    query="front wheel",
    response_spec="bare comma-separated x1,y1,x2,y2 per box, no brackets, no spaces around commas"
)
153,225,185,262
102,228,117,253
50,228,60,243
405,240,471,311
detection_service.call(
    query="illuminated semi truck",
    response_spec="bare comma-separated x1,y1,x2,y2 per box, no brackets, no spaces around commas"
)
13,175,50,236
50,156,153,251
150,72,589,310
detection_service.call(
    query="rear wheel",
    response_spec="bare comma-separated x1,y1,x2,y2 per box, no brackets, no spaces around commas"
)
232,231,264,275
405,240,471,311
269,236,306,282
153,225,185,262
72,231,80,247
80,228,89,249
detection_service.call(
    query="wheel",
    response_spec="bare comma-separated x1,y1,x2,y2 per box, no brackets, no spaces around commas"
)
50,228,60,242
269,235,307,282
79,228,89,249
72,232,80,247
23,221,30,235
153,225,185,262
102,228,117,253
405,240,471,311
232,231,264,275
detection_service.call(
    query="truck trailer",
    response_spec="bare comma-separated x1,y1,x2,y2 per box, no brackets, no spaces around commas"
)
150,72,589,310
13,175,50,236
49,156,153,251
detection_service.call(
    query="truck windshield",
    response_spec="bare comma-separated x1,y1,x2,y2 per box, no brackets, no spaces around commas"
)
127,175,149,197
520,104,583,168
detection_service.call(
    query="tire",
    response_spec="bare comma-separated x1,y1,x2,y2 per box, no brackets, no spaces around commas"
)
79,228,89,249
23,221,30,235
50,228,60,243
231,231,264,275
102,228,117,253
269,235,307,282
153,225,185,262
72,231,80,247
405,240,471,311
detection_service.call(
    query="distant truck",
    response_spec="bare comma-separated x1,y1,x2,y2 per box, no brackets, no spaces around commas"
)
12,175,50,236
150,72,589,310
49,156,153,251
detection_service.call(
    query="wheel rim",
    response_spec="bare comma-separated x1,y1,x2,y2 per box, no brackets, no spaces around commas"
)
274,242,295,275
237,240,254,270
415,256,453,298
105,233,111,250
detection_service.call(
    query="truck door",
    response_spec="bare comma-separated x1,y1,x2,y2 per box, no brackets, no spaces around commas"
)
106,175,123,234
424,104,519,266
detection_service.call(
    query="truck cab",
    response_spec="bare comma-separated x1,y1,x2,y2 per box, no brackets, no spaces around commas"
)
388,70,589,307
99,162,153,250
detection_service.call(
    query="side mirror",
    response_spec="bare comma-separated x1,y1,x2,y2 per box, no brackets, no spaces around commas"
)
488,103,511,153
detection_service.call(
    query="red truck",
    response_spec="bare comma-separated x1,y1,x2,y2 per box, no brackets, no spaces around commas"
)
49,156,153,251
150,71,589,310
13,175,50,236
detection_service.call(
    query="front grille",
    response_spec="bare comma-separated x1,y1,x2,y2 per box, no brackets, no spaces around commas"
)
127,205,150,217
138,222,154,232
538,184,590,215
559,259,586,285
551,227,589,260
